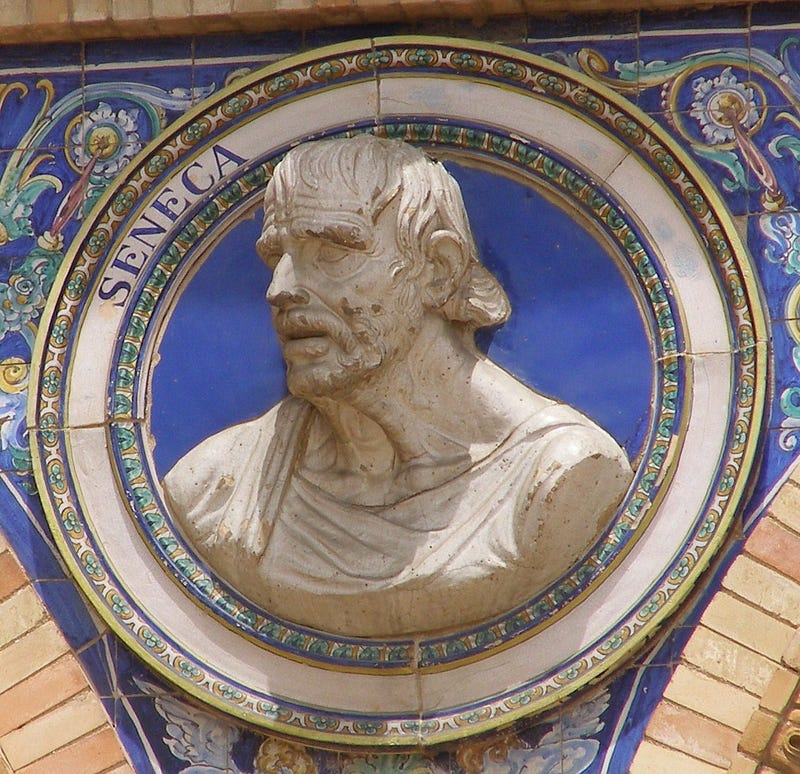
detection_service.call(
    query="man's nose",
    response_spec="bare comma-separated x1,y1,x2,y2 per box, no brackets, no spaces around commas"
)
266,253,309,307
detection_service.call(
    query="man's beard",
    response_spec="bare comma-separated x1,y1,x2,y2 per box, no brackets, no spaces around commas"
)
276,291,420,400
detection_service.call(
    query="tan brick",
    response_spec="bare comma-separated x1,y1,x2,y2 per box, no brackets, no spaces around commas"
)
0,530,11,554
70,0,111,22
30,0,70,24
270,0,319,14
663,665,760,731
647,700,739,768
481,0,523,13
0,690,108,769
103,763,136,774
631,740,727,774
701,592,795,662
0,553,28,602
0,654,90,737
353,1,406,24
760,666,800,714
683,626,778,695
739,709,781,757
747,517,800,584
723,555,800,626
783,627,800,670
0,587,46,649
233,0,271,11
16,727,125,774
151,0,191,16
0,1,29,22
192,0,234,14
728,754,759,774
0,622,68,694
767,477,800,535
110,0,149,21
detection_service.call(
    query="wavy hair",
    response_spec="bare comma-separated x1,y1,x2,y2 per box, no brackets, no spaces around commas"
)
257,134,510,330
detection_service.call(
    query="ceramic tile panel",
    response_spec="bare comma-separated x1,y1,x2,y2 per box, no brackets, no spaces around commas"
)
1,5,800,773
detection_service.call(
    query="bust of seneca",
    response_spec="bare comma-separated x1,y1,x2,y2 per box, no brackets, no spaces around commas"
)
162,135,633,637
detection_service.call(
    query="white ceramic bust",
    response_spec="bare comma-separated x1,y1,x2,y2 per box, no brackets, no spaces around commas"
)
162,135,633,637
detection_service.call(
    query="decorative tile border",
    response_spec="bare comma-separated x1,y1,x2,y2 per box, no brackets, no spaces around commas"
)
27,37,767,746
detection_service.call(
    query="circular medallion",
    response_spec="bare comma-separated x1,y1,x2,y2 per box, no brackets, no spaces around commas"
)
29,38,767,745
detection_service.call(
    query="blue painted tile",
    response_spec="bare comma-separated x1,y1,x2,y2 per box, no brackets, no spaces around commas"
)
193,29,304,62
77,633,118,699
303,23,405,50
746,427,800,533
748,210,800,322
0,73,83,153
751,2,800,30
528,11,637,42
521,37,639,99
598,663,671,773
82,65,198,141
112,696,163,774
748,29,799,110
0,473,67,580
641,5,749,34
32,579,102,649
637,30,750,115
768,319,800,426
0,42,82,70
744,119,800,215
114,642,265,774
85,36,192,67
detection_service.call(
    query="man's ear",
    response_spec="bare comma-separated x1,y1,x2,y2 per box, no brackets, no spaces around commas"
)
424,230,467,308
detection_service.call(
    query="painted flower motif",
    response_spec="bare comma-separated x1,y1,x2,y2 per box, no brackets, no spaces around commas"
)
177,659,200,679
69,102,142,178
699,515,718,539
62,509,81,534
140,628,163,649
0,250,60,344
268,74,294,94
690,67,759,144
343,754,442,774
83,552,103,577
110,594,131,616
254,738,317,774
670,555,691,581
0,357,28,452
408,49,434,66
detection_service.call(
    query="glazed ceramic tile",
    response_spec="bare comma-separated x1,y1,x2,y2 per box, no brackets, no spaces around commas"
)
3,9,800,773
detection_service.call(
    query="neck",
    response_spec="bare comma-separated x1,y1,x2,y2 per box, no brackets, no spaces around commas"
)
302,315,482,478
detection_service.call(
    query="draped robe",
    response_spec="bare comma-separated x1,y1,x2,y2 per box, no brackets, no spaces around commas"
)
163,396,632,636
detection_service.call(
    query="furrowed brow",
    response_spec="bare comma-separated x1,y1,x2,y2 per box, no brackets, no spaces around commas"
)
292,216,373,251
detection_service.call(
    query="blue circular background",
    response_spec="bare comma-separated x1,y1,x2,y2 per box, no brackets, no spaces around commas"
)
150,161,652,475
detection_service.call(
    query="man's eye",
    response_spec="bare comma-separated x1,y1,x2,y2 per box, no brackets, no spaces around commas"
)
317,243,349,263
315,243,367,277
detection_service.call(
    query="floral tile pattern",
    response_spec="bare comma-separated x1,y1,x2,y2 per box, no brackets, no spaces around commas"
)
1,5,800,772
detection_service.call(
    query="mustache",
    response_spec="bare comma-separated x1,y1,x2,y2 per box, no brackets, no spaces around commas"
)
273,308,361,352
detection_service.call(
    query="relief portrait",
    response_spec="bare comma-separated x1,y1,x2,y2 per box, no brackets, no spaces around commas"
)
161,135,634,637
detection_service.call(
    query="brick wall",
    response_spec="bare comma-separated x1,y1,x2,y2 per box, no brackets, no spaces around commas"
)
631,474,800,773
0,531,132,774
3,1,800,771
0,0,755,43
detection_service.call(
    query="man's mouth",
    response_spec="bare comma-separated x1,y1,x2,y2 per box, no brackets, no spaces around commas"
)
279,325,327,341
277,323,332,358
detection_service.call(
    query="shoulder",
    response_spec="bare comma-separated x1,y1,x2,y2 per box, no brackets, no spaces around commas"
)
161,397,304,507
511,407,633,571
